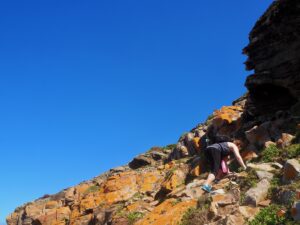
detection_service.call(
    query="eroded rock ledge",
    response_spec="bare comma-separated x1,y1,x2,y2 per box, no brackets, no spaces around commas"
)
244,0,300,116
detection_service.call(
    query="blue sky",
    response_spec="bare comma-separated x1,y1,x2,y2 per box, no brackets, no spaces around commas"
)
0,0,273,223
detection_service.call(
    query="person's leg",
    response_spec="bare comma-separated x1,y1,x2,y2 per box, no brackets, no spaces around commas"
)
204,173,215,186
203,148,221,190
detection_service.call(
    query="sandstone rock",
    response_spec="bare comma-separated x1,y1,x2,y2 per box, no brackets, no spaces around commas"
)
247,162,279,172
129,155,154,169
91,208,112,225
292,201,300,221
264,141,276,149
238,206,260,220
245,123,272,148
110,166,126,173
277,133,295,148
72,214,93,225
212,106,243,129
135,199,197,225
65,187,76,204
244,0,300,116
45,201,59,209
150,151,167,161
283,159,300,184
211,193,238,207
161,168,187,192
244,179,270,206
224,214,245,225
241,150,258,162
258,199,271,207
255,170,274,181
184,179,205,199
276,189,295,205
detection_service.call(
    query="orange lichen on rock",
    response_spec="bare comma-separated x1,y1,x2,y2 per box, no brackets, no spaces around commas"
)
192,137,201,153
135,199,196,225
97,171,139,204
137,171,164,193
241,150,258,161
189,164,201,177
161,169,187,192
212,106,243,128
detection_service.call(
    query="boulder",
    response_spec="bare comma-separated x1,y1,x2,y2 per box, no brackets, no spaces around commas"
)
238,206,260,220
283,159,300,184
161,167,188,192
255,170,274,181
277,133,295,149
129,155,154,169
245,123,272,148
244,179,270,206
292,201,300,221
247,162,280,172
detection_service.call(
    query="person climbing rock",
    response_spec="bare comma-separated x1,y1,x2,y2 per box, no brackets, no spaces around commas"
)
201,141,247,193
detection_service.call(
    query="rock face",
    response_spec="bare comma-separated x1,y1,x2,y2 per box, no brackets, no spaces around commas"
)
243,0,300,116
7,0,300,224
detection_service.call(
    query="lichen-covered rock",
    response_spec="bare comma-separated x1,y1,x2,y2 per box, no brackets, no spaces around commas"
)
283,159,300,184
135,199,197,225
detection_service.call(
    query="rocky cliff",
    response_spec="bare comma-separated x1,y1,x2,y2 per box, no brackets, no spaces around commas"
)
7,0,300,224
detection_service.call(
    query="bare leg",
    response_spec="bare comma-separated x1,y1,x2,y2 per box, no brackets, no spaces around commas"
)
204,173,215,186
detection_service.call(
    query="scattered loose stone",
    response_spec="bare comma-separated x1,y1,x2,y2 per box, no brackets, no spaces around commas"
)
244,179,270,206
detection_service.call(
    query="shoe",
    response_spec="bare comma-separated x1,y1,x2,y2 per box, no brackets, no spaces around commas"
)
201,184,212,193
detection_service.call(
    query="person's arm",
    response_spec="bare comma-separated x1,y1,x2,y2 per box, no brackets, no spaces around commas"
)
228,142,247,170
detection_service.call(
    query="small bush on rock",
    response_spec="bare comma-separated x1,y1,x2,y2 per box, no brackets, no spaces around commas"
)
127,212,144,225
261,144,281,162
249,205,294,225
284,144,300,159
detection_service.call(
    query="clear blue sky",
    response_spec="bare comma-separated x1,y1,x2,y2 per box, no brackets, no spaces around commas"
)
0,0,273,223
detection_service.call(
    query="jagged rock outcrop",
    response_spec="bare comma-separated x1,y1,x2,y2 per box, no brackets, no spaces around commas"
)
243,0,300,117
7,0,300,224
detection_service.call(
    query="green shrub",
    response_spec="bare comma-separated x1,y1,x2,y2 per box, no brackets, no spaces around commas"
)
249,205,285,225
180,207,199,225
127,212,144,225
84,185,99,195
284,144,300,158
261,144,281,162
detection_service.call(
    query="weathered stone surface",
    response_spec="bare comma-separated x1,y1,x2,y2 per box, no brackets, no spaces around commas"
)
247,162,279,172
244,179,270,206
129,155,154,169
241,150,258,162
245,123,272,147
255,170,274,181
283,159,300,183
276,133,295,148
135,199,197,225
276,189,295,205
238,206,260,220
244,0,300,116
160,167,188,192
292,201,300,221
